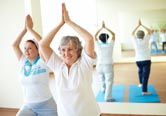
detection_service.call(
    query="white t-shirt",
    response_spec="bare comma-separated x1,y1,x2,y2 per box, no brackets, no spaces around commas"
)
19,55,52,103
132,35,151,61
47,50,101,116
160,32,166,42
149,32,158,43
95,40,114,64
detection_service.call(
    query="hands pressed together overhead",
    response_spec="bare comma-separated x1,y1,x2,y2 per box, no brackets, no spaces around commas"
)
23,14,33,31
61,3,71,25
138,19,142,26
102,21,105,28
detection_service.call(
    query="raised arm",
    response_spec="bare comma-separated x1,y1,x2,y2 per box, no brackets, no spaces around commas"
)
12,17,27,60
25,14,48,60
94,22,103,41
94,27,102,41
63,3,95,58
95,21,115,41
141,23,151,35
39,4,65,62
132,19,141,36
104,22,115,40
26,15,42,43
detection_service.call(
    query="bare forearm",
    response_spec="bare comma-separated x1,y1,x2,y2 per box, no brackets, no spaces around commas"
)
40,22,64,47
12,28,27,60
95,27,102,40
28,28,42,42
141,25,151,34
39,22,64,62
105,27,115,39
67,20,95,57
67,21,93,42
132,25,139,36
12,28,27,47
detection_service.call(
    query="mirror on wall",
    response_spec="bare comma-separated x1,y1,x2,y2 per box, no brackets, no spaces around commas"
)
95,0,166,104
96,0,166,60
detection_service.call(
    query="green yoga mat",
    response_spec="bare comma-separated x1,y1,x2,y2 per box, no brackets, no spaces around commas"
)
129,84,160,103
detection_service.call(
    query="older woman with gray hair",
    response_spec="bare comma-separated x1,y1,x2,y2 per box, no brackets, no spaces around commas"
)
39,3,101,116
131,19,152,95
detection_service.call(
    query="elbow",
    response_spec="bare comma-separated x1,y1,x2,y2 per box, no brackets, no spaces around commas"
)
12,42,18,49
132,32,135,36
112,33,115,38
12,43,15,48
39,39,48,48
88,36,94,44
38,40,51,53
88,38,95,47
89,35,94,41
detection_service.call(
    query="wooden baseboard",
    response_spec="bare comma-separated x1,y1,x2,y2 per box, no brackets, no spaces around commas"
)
0,108,19,112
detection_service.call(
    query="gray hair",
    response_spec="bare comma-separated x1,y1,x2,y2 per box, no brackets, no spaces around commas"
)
136,30,145,39
58,36,83,58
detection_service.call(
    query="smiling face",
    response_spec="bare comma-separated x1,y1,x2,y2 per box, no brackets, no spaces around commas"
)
59,36,82,67
60,41,79,66
24,40,39,62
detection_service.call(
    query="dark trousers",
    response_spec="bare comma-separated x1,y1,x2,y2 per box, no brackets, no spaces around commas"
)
162,42,166,51
136,60,151,92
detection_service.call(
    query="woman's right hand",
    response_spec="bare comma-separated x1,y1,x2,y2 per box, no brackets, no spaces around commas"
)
25,14,33,30
62,3,71,24
138,19,142,26
102,21,105,28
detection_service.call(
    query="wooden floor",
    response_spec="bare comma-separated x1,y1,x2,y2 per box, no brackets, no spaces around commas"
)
117,50,166,103
114,62,166,103
0,108,18,116
1,50,166,116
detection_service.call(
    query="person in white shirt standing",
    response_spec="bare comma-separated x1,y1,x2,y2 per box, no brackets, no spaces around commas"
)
131,19,152,95
149,29,159,52
159,28,166,51
39,3,101,116
94,21,115,102
12,15,58,116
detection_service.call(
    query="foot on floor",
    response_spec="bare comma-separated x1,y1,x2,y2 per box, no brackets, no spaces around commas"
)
142,92,152,95
105,98,115,102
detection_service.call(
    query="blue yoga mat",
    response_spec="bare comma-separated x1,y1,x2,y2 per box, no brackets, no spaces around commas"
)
96,84,125,102
151,49,166,54
129,84,160,103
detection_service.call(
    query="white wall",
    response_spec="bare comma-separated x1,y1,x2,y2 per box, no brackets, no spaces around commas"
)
0,0,25,108
40,0,97,54
96,0,166,50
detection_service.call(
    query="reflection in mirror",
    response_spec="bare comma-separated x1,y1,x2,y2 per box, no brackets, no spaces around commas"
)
95,0,166,104
96,0,166,61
